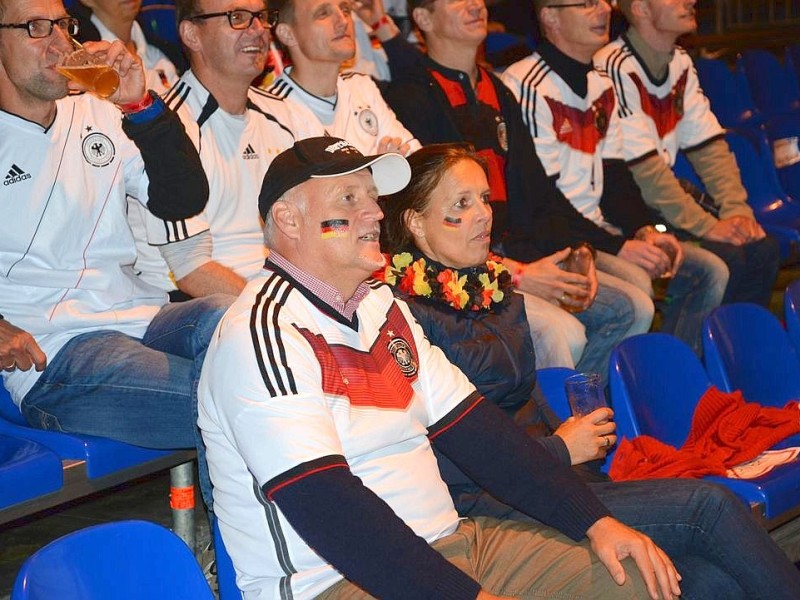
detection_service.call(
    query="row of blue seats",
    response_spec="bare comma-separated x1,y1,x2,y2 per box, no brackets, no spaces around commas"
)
0,382,196,544
692,47,800,262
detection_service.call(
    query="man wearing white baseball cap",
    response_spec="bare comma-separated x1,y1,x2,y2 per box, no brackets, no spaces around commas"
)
197,136,678,600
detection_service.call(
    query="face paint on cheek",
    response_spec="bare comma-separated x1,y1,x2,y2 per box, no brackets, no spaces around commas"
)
321,219,350,239
443,216,462,229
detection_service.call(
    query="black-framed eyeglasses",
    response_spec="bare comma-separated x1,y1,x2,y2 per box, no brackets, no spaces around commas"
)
546,0,604,9
0,17,79,39
189,8,277,29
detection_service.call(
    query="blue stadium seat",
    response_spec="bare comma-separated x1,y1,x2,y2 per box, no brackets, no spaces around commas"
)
737,49,800,120
0,383,183,479
673,131,800,263
213,517,242,600
0,434,62,510
785,44,800,88
695,56,763,130
702,303,800,409
535,367,578,421
784,279,800,357
138,5,180,46
12,520,213,600
609,332,800,526
763,114,800,209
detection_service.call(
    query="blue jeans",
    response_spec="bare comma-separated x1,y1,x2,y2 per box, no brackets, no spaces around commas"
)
597,244,729,355
520,283,637,381
20,294,233,509
573,283,643,381
451,478,800,600
699,236,781,307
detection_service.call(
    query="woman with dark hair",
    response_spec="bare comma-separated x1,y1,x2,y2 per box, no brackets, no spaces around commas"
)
377,143,800,599
378,143,614,502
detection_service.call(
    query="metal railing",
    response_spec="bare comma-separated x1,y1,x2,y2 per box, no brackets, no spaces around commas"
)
711,0,800,34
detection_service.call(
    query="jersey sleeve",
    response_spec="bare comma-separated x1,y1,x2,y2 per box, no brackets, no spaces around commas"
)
676,57,725,151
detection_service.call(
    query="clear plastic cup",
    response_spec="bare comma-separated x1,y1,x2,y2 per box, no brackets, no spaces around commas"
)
564,372,607,417
56,49,120,99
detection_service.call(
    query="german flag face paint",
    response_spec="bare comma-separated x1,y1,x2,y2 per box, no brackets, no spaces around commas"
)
321,219,350,239
443,216,462,229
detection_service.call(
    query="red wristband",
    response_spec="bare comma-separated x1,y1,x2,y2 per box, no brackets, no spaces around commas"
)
371,14,391,30
117,92,154,114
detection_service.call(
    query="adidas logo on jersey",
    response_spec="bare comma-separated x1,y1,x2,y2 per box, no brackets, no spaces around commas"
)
558,119,573,136
3,164,31,186
242,144,259,160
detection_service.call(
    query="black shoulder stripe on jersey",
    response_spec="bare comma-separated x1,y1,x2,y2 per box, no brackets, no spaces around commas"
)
246,99,296,141
250,273,297,397
164,80,186,108
683,132,726,155
197,94,220,129
604,46,634,118
519,57,550,136
249,85,285,101
265,79,292,100
167,82,191,115
251,477,297,586
428,391,484,440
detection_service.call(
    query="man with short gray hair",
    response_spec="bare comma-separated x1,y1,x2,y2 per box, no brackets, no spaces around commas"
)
198,135,681,600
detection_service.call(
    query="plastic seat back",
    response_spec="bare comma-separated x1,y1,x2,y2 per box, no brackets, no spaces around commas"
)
12,520,213,600
737,49,800,119
695,57,762,129
213,517,243,600
535,367,578,422
703,303,800,407
785,280,800,357
724,130,800,261
138,5,179,45
609,333,711,448
0,434,62,510
763,113,800,206
0,383,179,479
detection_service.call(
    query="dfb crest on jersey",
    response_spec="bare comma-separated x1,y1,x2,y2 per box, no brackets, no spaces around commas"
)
358,108,379,136
673,93,684,118
593,104,609,136
387,336,418,377
82,132,116,167
496,117,508,152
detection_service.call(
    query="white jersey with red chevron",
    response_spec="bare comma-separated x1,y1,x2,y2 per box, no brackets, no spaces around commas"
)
594,36,724,167
503,51,619,226
198,269,471,599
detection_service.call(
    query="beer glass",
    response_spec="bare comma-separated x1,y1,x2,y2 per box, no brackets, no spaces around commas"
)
57,48,120,99
560,243,594,313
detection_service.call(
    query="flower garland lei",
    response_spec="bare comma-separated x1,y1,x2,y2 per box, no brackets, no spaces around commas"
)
377,251,514,312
